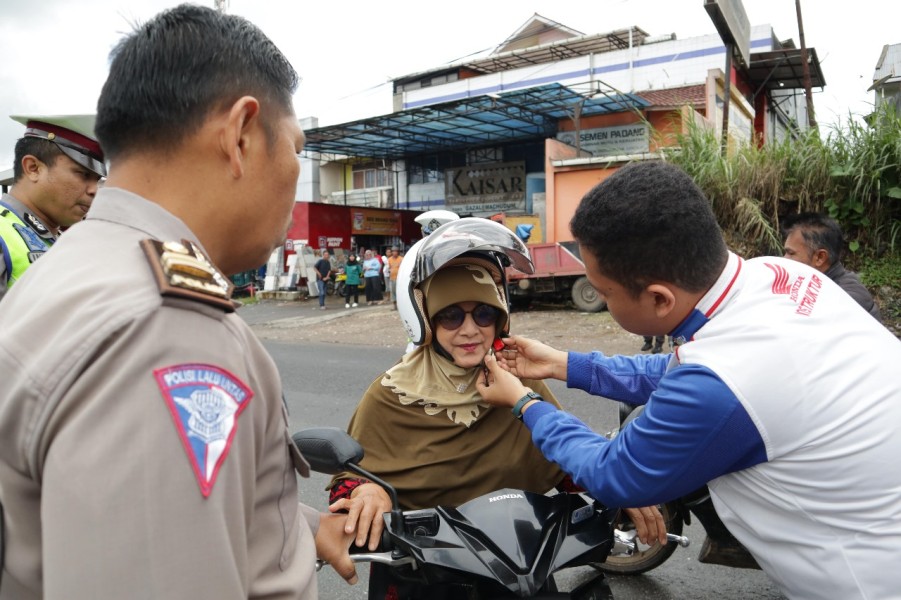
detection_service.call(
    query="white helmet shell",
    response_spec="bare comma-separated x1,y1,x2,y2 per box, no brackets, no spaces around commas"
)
414,209,460,236
397,218,534,346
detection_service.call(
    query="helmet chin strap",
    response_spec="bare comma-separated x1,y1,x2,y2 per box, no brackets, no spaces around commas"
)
431,338,454,362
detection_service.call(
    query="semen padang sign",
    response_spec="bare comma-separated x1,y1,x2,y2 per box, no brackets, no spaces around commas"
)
557,123,650,157
445,162,526,214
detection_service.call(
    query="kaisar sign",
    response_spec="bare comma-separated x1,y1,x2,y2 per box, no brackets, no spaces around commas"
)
444,162,526,214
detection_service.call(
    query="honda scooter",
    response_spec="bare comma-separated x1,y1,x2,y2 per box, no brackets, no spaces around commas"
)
294,427,688,599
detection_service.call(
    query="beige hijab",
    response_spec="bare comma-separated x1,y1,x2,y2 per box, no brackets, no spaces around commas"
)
381,264,506,427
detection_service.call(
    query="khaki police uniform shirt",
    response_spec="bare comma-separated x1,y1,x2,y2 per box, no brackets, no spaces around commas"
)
0,188,319,599
0,193,57,302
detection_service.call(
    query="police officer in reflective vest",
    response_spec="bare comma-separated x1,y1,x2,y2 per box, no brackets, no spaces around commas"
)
0,114,106,301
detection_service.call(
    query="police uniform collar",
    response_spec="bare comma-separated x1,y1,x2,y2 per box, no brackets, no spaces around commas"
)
86,187,198,244
0,193,54,238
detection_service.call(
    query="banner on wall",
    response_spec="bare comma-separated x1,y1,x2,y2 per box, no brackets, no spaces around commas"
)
350,208,401,235
556,123,650,156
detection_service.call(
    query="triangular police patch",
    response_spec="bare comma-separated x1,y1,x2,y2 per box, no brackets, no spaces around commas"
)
154,364,253,497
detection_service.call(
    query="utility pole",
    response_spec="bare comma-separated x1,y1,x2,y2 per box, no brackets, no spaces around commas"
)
795,0,817,129
214,0,229,13
721,44,732,155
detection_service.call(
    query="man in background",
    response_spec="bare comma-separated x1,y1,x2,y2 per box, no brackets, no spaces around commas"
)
782,212,881,321
314,249,334,310
386,245,403,309
0,115,105,301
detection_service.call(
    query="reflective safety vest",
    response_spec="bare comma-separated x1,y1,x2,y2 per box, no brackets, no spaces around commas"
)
0,206,51,288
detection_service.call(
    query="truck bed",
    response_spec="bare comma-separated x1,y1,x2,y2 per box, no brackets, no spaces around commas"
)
508,241,585,279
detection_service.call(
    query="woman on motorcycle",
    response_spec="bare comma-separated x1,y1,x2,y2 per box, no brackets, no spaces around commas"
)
327,219,665,598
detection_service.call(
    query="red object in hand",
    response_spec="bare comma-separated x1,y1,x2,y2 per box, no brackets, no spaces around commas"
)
493,338,505,352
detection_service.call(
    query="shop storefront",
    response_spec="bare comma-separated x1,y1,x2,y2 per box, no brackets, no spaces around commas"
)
284,202,420,267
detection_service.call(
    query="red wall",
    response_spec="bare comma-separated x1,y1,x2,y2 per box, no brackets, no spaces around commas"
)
286,202,422,251
287,202,352,249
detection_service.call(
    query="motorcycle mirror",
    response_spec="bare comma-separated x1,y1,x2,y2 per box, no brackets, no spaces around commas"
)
292,427,406,536
292,427,365,475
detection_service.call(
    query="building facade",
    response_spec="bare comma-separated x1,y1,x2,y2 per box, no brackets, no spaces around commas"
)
299,13,824,244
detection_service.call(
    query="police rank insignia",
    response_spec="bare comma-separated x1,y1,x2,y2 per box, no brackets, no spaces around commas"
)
23,211,50,235
155,364,253,497
141,238,238,311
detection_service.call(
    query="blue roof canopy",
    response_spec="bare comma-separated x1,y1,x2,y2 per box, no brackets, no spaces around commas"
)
301,83,650,160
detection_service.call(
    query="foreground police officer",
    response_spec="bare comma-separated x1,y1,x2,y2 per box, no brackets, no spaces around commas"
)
0,5,357,599
0,114,105,301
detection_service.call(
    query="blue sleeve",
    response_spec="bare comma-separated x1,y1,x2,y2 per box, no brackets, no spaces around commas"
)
567,351,670,404
0,236,11,282
524,363,768,507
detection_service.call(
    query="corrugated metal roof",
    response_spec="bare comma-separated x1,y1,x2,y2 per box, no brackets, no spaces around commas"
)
746,48,826,92
873,43,901,86
472,28,647,75
302,83,650,160
638,85,707,108
393,27,649,86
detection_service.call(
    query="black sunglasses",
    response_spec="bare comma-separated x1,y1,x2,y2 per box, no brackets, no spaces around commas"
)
433,304,500,330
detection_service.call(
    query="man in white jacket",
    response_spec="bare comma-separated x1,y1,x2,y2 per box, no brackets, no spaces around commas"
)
479,160,901,600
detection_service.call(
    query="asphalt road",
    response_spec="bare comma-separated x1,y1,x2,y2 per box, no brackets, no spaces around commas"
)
260,336,786,600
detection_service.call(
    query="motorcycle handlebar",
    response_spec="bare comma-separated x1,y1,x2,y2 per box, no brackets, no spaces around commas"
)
316,552,416,572
611,529,691,557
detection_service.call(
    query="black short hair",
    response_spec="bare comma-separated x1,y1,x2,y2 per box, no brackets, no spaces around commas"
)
12,137,63,181
782,212,843,266
95,4,299,160
570,161,728,297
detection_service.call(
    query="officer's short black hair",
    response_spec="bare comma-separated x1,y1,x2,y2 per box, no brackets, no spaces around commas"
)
95,3,299,161
782,212,844,267
12,138,63,182
570,161,728,297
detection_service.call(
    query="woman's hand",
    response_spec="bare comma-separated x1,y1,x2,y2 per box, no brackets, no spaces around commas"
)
329,482,392,551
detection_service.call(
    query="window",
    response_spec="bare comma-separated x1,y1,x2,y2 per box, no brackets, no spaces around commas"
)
352,163,391,189
467,147,503,164
407,153,465,184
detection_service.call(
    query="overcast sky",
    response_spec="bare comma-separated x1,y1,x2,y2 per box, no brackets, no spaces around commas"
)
1,0,897,169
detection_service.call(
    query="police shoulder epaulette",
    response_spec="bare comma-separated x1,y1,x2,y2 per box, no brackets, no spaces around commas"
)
141,239,239,312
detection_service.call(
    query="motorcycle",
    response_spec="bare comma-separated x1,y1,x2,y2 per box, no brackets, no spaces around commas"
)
326,270,342,296
328,269,365,298
593,403,760,576
293,427,689,599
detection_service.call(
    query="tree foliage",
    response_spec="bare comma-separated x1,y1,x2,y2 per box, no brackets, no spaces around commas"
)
660,104,901,261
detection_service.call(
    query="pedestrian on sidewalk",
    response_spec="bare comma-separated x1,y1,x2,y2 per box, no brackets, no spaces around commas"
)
344,253,362,308
380,250,390,297
387,246,403,309
314,250,333,310
362,249,383,305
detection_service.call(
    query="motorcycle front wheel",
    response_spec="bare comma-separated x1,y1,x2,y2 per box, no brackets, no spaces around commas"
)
593,501,683,576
